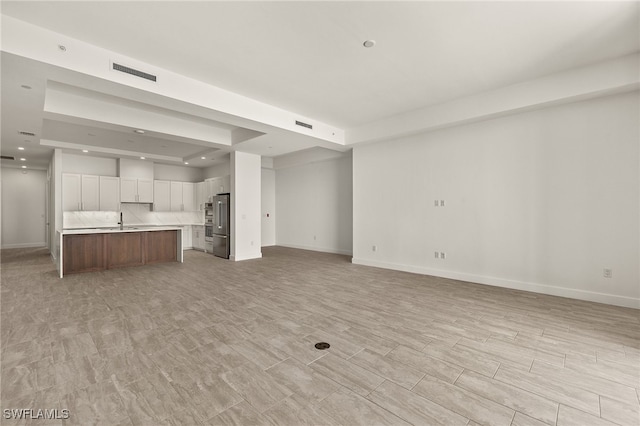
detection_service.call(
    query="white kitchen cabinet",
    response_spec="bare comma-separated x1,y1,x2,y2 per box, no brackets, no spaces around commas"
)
137,179,153,202
192,225,204,250
221,175,230,194
196,182,206,210
183,183,195,211
81,175,100,211
205,175,230,200
121,178,153,203
169,182,196,211
62,173,82,211
63,173,103,211
170,182,183,211
99,176,120,211
153,180,171,211
205,178,217,201
182,225,192,249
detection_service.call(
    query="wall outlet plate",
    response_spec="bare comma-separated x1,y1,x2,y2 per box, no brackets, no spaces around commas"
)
603,268,612,278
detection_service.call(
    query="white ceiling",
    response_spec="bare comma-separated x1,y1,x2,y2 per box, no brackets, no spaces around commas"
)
1,1,638,170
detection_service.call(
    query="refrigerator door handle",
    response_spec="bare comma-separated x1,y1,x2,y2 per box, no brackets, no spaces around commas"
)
218,201,222,229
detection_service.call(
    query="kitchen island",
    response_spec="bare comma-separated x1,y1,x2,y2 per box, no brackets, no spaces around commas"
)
58,226,183,278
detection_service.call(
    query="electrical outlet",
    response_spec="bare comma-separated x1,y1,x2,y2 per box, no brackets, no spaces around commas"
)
434,200,439,207
603,268,612,278
372,245,377,252
434,251,439,258
440,200,445,207
440,252,446,259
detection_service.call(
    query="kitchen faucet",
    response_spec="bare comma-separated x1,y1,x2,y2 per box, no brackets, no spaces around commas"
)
118,212,124,230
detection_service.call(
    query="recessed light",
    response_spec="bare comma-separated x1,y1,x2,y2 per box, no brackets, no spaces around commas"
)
21,165,27,169
134,129,145,134
58,45,66,51
82,150,89,153
363,40,376,48
184,162,189,165
20,158,26,161
20,85,32,90
18,147,25,150
201,157,206,160
140,157,146,160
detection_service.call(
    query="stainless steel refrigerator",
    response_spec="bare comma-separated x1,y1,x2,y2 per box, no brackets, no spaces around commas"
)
205,193,230,259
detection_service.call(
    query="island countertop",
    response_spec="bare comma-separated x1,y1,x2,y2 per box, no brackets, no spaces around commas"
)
61,226,184,235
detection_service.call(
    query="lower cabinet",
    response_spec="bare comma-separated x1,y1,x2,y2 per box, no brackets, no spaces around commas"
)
107,232,144,269
146,231,177,264
63,231,178,275
63,234,106,274
192,225,205,251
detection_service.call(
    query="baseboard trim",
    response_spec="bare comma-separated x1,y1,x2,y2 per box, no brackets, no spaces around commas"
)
1,242,47,249
351,257,639,309
278,243,352,256
231,252,263,262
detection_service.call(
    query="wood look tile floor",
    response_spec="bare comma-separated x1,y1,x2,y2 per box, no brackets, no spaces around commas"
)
1,247,639,426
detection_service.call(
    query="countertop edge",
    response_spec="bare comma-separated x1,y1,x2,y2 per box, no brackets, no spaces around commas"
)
61,226,184,235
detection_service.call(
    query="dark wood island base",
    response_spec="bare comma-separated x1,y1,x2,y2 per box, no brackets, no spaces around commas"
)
62,229,180,276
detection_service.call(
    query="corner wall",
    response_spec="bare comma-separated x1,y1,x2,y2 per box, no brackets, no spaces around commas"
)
352,91,639,308
276,153,353,255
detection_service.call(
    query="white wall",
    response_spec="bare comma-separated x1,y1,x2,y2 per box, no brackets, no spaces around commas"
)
154,163,203,182
352,91,639,308
261,168,276,246
1,167,47,248
276,153,353,255
117,158,154,180
204,161,231,179
62,153,117,176
231,151,262,261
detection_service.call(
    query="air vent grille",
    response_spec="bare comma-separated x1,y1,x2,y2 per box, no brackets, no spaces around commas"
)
18,131,35,137
295,120,312,130
1,156,15,160
112,62,157,82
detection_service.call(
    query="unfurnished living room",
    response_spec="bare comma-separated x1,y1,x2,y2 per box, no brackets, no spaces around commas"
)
1,2,638,426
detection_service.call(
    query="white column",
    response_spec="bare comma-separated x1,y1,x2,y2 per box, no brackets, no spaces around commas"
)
230,151,262,261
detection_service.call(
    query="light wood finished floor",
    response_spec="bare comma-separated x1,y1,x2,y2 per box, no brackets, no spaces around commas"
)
1,246,638,426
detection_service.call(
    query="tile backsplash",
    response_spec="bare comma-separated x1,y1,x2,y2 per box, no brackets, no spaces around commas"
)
63,203,204,229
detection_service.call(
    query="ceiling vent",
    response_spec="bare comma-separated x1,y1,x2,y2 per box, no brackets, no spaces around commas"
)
1,156,15,160
295,120,313,130
18,131,35,136
112,62,157,82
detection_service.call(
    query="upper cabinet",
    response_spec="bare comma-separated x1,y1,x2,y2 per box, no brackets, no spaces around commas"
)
63,173,99,211
154,180,197,212
81,175,100,211
62,173,82,212
153,180,171,211
99,176,120,211
170,181,183,211
196,182,206,211
63,173,119,211
182,182,195,212
170,181,196,212
205,175,230,201
121,178,153,203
